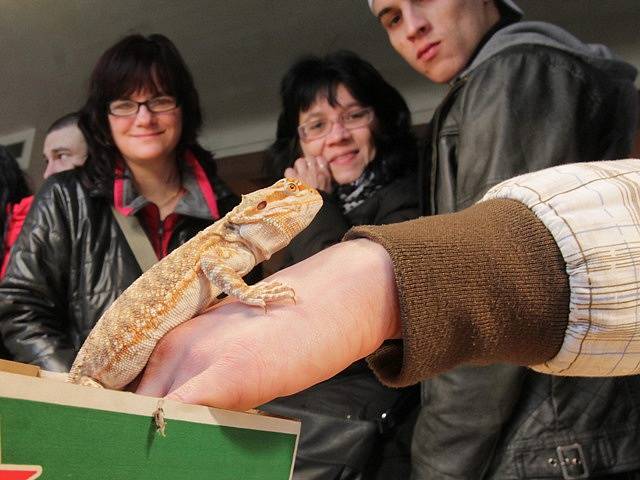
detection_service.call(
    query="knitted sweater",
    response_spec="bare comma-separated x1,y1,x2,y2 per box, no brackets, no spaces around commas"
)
347,198,568,386
346,159,640,385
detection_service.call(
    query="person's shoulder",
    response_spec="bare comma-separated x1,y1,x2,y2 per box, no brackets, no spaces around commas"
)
473,42,595,80
34,169,89,205
40,168,82,189
6,196,35,230
12,195,34,216
461,43,607,107
365,175,419,217
379,174,418,197
187,147,239,216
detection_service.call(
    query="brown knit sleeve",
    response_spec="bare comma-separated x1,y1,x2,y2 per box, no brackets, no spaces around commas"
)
343,198,569,387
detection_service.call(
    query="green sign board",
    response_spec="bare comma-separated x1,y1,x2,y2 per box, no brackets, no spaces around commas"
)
0,371,299,479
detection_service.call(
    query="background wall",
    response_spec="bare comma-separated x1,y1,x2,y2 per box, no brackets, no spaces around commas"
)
1,0,638,192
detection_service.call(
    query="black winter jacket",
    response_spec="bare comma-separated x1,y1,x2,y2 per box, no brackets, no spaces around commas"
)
262,174,420,480
0,167,237,372
412,21,640,480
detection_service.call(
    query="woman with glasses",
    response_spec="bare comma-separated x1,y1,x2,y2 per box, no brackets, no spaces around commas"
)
266,50,419,269
262,50,420,480
0,34,238,372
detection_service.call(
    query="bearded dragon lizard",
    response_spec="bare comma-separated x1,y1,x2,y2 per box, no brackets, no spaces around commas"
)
68,178,322,391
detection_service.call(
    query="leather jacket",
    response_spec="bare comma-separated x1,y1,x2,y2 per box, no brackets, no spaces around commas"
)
0,164,238,372
412,25,640,480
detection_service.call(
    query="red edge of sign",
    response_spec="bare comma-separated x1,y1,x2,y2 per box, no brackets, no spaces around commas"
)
0,465,43,480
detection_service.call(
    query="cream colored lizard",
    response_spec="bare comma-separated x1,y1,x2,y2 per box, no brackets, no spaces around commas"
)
68,178,322,390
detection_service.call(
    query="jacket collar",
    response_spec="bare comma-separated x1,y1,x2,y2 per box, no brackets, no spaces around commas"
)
113,149,220,220
451,17,515,85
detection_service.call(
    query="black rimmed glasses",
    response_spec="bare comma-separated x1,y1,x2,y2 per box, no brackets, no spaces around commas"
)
297,107,374,142
108,96,178,117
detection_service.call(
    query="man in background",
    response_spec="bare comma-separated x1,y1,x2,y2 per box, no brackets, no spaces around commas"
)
1,112,87,279
42,112,87,179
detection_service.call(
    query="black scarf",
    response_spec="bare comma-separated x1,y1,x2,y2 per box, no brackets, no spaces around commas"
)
335,169,383,214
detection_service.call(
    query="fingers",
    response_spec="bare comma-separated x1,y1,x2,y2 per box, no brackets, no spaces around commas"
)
165,354,249,409
285,157,332,192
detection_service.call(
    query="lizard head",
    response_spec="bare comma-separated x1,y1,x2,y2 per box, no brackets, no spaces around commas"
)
228,177,323,260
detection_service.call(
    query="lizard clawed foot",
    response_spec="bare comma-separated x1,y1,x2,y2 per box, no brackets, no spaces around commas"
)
237,281,296,310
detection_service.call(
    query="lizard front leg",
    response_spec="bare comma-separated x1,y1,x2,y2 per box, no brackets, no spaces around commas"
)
200,255,296,309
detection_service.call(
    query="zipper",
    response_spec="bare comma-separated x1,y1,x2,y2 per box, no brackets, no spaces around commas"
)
426,77,467,216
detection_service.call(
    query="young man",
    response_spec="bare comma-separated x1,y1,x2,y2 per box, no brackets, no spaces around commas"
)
365,1,639,478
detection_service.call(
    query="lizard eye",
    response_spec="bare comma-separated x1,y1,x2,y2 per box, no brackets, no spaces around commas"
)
257,201,267,210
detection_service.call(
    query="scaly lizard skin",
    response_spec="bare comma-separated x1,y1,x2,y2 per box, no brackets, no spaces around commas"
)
68,178,322,390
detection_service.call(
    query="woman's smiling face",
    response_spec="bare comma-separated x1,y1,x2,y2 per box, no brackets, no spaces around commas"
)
298,84,376,185
108,89,183,166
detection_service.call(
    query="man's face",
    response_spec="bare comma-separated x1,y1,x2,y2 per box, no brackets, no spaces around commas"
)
43,124,88,179
373,0,500,83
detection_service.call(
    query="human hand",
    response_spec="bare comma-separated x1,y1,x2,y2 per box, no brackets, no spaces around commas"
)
284,156,333,193
135,239,400,410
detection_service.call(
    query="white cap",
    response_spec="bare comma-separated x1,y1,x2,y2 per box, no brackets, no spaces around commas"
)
368,0,523,19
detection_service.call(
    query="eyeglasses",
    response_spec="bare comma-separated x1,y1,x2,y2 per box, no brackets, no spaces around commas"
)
297,107,374,142
108,96,178,117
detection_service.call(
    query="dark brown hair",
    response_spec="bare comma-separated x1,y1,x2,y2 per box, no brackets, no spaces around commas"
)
78,33,211,196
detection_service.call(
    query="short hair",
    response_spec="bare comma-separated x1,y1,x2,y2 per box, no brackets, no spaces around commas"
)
265,50,417,184
79,33,209,196
46,112,81,135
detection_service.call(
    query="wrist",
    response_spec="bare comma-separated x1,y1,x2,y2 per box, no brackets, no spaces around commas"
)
338,239,401,350
271,239,400,369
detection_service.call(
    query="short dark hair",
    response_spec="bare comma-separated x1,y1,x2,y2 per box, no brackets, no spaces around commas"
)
265,50,417,184
46,112,81,135
78,33,209,196
0,145,31,244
